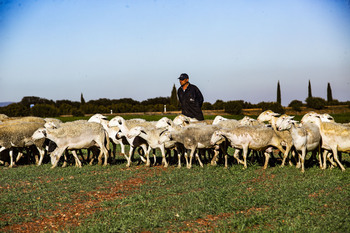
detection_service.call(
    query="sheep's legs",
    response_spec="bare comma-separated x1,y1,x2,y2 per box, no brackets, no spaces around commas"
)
299,148,306,173
51,147,66,169
263,152,270,169
9,149,14,168
331,148,345,171
195,152,204,168
242,146,248,169
145,147,152,167
159,145,168,168
71,150,82,167
187,149,196,169
233,149,245,165
37,148,46,166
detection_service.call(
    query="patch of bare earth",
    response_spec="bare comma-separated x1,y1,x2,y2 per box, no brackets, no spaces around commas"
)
169,206,269,232
1,166,167,232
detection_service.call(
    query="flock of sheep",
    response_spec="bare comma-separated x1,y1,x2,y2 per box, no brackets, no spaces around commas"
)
0,110,349,172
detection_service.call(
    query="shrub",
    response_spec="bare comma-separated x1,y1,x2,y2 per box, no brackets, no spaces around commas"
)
305,97,326,110
224,100,244,114
288,100,303,112
257,102,285,114
0,103,29,117
213,100,225,110
202,102,213,110
71,108,85,117
31,104,59,117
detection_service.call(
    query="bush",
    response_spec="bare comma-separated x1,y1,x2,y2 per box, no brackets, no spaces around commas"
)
306,97,326,110
257,102,285,114
213,100,225,110
224,100,244,114
288,100,303,112
31,104,59,117
0,103,29,117
71,108,85,117
202,102,213,110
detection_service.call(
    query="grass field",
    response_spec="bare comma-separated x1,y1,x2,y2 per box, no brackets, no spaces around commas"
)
1,150,349,232
1,113,350,232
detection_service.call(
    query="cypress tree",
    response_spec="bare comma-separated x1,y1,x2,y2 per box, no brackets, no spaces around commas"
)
80,93,85,105
327,82,333,102
170,84,178,107
277,81,281,104
308,80,313,98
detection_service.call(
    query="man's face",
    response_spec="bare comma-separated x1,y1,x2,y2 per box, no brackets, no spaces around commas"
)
179,78,189,86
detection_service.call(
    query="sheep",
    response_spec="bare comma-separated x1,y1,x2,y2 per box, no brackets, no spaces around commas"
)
0,121,45,167
125,126,174,167
257,110,295,167
0,116,46,124
210,125,286,169
301,115,349,171
173,114,198,126
109,116,159,167
159,124,222,169
88,114,127,161
32,121,109,168
277,117,321,172
0,114,8,121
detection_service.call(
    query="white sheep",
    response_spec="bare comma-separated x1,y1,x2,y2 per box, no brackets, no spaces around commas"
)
257,110,295,166
126,126,174,167
88,114,127,161
210,125,286,169
301,115,349,171
109,116,158,167
0,121,45,167
278,117,321,172
159,124,222,169
32,121,109,168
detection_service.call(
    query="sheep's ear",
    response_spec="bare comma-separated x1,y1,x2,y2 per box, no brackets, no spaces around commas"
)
159,129,168,136
141,130,147,135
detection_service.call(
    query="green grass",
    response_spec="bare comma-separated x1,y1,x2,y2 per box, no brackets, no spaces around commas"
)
1,152,349,233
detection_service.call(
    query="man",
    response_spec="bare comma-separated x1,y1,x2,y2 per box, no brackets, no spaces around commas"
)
177,73,204,121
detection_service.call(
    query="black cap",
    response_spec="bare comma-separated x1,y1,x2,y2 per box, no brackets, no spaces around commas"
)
178,73,189,80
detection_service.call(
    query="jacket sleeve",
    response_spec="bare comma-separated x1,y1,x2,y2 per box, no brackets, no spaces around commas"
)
195,86,204,107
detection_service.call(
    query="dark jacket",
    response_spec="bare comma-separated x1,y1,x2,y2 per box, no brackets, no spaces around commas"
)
177,83,204,121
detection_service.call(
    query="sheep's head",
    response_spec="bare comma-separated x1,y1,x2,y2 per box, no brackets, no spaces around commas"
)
257,110,279,122
32,128,47,140
127,126,147,139
212,116,227,125
210,130,225,145
88,114,107,123
275,115,293,128
159,130,171,143
109,116,124,127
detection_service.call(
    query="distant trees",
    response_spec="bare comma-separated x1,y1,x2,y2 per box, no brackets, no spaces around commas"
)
308,80,313,98
277,81,281,104
0,81,348,117
306,97,326,110
80,93,86,105
257,101,285,114
327,83,333,102
288,100,303,112
170,84,179,109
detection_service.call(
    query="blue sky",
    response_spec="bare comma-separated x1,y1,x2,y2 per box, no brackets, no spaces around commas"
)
0,0,349,106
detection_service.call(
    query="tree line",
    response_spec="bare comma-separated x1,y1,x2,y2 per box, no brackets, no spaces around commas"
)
0,82,349,117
